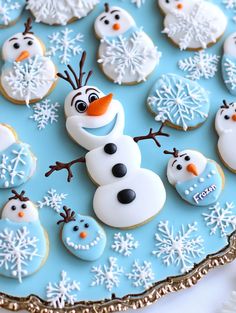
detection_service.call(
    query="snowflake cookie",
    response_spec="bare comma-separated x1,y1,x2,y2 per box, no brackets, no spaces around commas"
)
0,18,57,106
0,0,25,27
0,123,36,189
27,0,99,25
158,0,227,51
222,32,236,96
147,73,210,131
0,190,48,282
94,3,161,85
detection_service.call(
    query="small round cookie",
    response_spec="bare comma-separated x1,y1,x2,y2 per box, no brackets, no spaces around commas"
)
147,73,210,131
94,3,161,85
215,100,236,173
0,190,49,282
0,123,37,189
0,0,25,28
57,206,106,262
0,18,57,106
158,0,227,51
221,32,236,96
26,0,99,25
165,148,224,206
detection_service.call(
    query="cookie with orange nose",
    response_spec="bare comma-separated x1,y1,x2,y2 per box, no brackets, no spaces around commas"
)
165,148,224,206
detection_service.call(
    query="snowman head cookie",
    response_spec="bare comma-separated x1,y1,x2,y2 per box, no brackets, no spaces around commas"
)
158,0,196,15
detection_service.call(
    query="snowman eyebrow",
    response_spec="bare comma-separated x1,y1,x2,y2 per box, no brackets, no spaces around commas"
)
180,153,187,157
9,37,18,42
71,92,82,105
172,160,177,166
85,87,99,94
23,36,33,40
111,10,120,14
100,15,106,21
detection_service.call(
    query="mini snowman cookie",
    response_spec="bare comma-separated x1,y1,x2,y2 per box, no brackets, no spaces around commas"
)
57,206,106,261
222,33,236,96
0,0,25,28
94,3,161,85
165,148,224,206
215,101,236,173
0,18,57,105
158,0,227,51
0,123,36,189
0,190,49,282
26,0,99,25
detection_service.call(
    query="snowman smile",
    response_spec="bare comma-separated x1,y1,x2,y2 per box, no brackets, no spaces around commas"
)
83,114,118,137
65,231,104,250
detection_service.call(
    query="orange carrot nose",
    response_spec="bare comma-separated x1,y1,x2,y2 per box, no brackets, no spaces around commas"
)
87,93,113,116
187,164,199,176
15,50,30,62
113,23,120,31
232,114,236,122
18,211,24,218
80,232,87,239
177,3,183,9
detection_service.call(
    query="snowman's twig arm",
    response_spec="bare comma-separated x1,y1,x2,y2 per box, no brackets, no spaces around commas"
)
133,124,170,147
45,157,86,182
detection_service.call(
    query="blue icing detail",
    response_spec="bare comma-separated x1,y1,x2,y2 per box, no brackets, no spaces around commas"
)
61,213,106,262
176,162,223,206
0,219,47,282
147,74,210,131
0,142,35,189
222,54,236,96
0,0,25,27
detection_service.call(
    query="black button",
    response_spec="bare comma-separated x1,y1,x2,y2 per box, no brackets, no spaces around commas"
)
104,143,117,155
117,189,136,204
112,163,127,178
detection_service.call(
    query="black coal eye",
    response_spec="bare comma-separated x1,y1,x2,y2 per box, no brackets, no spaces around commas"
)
13,43,20,49
84,223,89,228
185,156,190,161
104,20,109,25
74,100,88,113
21,204,27,209
80,219,84,223
224,115,230,120
88,93,99,103
165,0,169,3
28,40,33,46
115,14,120,20
11,205,16,211
73,226,79,231
176,164,182,170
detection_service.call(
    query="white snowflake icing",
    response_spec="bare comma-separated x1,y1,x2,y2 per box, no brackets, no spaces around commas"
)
46,271,80,309
98,29,160,85
38,189,67,213
126,260,154,289
203,202,236,237
47,28,84,64
91,257,123,291
178,51,220,80
163,2,219,50
222,0,236,22
0,227,40,283
111,233,139,256
29,99,60,130
223,58,236,91
152,221,204,273
221,291,236,313
0,0,21,25
131,0,145,7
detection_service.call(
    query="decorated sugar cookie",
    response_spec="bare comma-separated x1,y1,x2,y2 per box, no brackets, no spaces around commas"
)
165,148,224,206
222,32,236,96
0,123,36,188
26,0,99,25
158,0,227,51
0,190,49,282
0,18,57,106
57,206,106,261
0,0,25,28
147,74,210,131
94,3,161,85
46,51,168,229
215,101,236,173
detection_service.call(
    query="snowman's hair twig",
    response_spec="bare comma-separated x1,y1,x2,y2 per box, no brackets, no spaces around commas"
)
57,206,76,225
221,100,232,109
23,17,34,36
164,148,179,158
9,190,29,202
104,3,110,12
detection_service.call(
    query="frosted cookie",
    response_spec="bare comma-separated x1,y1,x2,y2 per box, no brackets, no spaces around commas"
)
0,0,25,28
165,148,224,206
57,206,106,261
46,51,168,229
222,32,236,96
94,3,161,85
147,74,210,131
0,190,49,282
0,123,36,189
215,101,236,173
26,0,99,25
0,18,57,106
158,0,227,51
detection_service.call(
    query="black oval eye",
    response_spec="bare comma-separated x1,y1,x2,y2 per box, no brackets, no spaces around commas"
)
11,205,16,211
224,115,230,120
185,156,190,161
88,93,99,103
73,226,79,231
165,0,169,3
176,164,182,170
13,43,20,49
80,219,84,223
84,223,89,228
74,100,88,113
115,14,120,20
21,204,27,209
28,40,33,46
104,19,109,25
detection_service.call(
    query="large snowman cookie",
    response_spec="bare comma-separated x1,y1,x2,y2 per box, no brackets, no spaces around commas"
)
222,32,236,96
165,148,224,206
46,51,168,229
0,18,57,106
0,123,36,189
0,0,25,28
94,3,161,85
215,101,236,173
26,0,99,25
0,190,49,282
158,0,227,51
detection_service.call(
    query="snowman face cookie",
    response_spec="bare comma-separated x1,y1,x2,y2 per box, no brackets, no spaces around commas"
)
58,207,106,261
165,148,224,206
158,0,194,15
222,33,236,96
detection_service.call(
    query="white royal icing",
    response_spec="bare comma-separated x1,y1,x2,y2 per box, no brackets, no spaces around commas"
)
0,124,16,152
